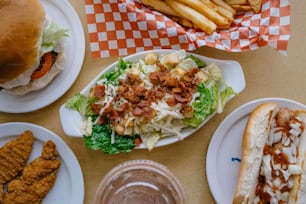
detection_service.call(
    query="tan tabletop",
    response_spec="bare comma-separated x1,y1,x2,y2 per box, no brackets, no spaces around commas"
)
1,1,306,203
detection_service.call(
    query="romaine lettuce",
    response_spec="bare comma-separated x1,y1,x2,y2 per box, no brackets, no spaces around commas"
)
84,124,136,154
98,58,132,82
185,82,217,127
217,85,236,113
185,55,207,68
65,93,96,116
40,20,68,56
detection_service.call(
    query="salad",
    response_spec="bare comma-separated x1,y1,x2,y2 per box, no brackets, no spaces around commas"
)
65,50,236,154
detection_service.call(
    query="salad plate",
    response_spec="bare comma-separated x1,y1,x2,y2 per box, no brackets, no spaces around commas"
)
0,0,85,113
0,122,84,204
206,97,306,204
59,49,245,153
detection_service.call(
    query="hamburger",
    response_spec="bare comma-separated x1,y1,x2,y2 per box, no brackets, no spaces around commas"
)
0,0,68,95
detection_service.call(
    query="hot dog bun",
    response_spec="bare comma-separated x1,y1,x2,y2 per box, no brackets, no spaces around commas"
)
233,102,278,204
233,102,306,204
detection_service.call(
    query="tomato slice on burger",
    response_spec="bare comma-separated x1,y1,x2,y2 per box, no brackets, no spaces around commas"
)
31,52,53,80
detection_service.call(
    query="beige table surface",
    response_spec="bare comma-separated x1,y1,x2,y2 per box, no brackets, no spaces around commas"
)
1,0,306,203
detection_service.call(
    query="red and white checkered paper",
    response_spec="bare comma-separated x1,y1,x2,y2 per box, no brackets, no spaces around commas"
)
84,0,290,58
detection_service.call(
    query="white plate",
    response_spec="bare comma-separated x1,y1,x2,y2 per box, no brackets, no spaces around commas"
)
0,0,85,113
0,122,84,204
206,97,306,204
59,49,246,148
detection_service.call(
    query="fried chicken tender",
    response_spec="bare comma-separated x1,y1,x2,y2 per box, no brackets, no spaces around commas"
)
0,130,34,184
3,140,61,204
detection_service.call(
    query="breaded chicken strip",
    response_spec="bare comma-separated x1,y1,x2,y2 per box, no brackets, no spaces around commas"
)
0,130,34,184
3,140,61,204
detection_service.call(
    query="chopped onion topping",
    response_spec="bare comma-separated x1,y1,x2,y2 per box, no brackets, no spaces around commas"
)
264,185,275,197
275,170,280,176
273,131,282,144
256,110,305,203
275,149,281,155
281,169,291,181
282,147,295,163
289,128,300,137
282,137,291,146
288,178,294,188
296,116,302,122
270,197,278,204
291,143,297,156
273,177,281,187
292,135,299,146
272,163,281,171
275,190,282,201
262,155,272,180
281,191,290,201
267,180,273,188
288,164,302,175
290,122,301,130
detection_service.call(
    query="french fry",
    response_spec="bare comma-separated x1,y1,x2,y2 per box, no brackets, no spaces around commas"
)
248,0,262,13
175,0,230,26
211,0,236,15
214,4,235,21
215,22,231,29
140,0,194,28
231,4,253,12
178,18,194,28
168,15,194,28
199,0,218,10
165,0,217,34
198,0,234,22
140,0,179,17
225,0,249,5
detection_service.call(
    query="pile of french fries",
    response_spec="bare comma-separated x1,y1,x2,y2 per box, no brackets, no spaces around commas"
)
140,0,262,34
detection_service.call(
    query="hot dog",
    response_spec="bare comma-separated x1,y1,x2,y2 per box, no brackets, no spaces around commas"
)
233,102,306,204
